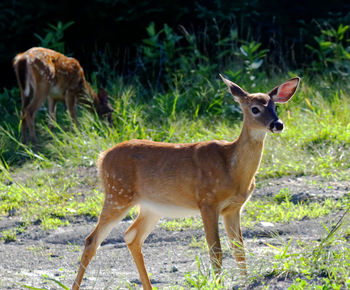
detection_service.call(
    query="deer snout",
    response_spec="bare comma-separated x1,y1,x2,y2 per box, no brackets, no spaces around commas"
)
269,119,284,133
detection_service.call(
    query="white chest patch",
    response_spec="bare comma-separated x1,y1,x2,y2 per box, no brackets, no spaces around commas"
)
140,200,199,218
231,155,237,166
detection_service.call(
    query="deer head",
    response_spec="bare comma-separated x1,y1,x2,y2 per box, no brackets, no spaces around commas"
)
95,88,114,122
220,74,300,134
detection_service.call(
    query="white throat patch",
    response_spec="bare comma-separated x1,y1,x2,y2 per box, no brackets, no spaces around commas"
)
250,129,267,141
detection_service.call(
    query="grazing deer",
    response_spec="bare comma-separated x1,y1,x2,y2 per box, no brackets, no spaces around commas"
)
13,47,113,144
72,75,300,290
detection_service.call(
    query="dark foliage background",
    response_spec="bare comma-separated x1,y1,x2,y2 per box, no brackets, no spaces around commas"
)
0,0,349,89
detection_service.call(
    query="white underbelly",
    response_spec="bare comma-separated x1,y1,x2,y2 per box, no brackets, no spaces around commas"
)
49,85,64,99
140,200,199,218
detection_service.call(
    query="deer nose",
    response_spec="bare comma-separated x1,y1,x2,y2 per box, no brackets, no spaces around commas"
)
269,120,284,132
275,120,284,131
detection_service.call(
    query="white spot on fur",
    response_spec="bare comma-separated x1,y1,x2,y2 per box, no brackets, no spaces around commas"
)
118,178,122,182
124,229,137,245
115,205,125,210
96,218,123,247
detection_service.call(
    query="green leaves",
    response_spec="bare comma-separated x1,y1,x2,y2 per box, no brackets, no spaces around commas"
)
239,42,268,71
34,21,74,54
306,24,350,78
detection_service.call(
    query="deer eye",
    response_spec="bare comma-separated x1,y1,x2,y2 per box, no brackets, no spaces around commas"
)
251,107,261,115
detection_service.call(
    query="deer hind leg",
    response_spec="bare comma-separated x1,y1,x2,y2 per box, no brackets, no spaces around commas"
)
19,83,32,144
23,83,50,144
124,207,160,290
20,100,29,145
72,203,131,290
15,58,31,144
65,91,78,125
222,205,247,275
47,97,57,130
200,204,222,273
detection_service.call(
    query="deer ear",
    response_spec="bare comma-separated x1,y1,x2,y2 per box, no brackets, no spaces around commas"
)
98,88,108,103
269,77,300,103
219,74,248,102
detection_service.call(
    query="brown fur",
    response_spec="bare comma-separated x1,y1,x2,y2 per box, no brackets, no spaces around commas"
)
72,75,300,290
13,47,113,144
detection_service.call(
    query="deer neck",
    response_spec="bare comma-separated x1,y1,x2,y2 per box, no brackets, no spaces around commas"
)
83,80,98,102
229,118,266,187
78,80,98,112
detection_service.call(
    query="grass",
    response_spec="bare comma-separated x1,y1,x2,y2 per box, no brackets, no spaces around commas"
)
0,166,104,231
184,257,227,289
179,209,350,290
243,193,349,226
265,211,350,289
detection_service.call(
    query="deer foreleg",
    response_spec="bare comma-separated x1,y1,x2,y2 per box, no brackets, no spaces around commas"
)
223,206,247,275
200,204,222,273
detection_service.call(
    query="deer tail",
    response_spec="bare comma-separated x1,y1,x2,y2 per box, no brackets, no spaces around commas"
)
13,54,31,97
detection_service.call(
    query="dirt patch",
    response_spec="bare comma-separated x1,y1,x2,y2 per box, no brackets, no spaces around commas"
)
0,176,348,289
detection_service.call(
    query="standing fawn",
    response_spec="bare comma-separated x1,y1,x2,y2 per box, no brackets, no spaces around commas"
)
13,47,113,144
72,75,300,290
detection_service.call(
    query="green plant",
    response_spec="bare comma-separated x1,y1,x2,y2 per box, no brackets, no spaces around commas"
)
184,257,226,289
0,87,20,127
138,22,183,91
273,187,292,203
306,24,350,78
246,208,350,289
41,216,69,231
271,210,350,289
239,41,268,74
23,276,70,290
91,45,119,88
215,28,239,61
189,236,207,249
160,217,203,231
0,222,26,243
34,21,74,54
243,197,347,226
1,229,17,243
